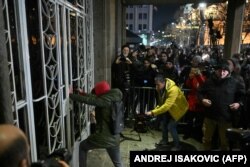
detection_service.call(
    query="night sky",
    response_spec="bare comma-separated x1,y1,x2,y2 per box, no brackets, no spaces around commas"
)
153,4,180,31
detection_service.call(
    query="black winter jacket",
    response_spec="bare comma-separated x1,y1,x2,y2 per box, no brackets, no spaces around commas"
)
198,74,245,122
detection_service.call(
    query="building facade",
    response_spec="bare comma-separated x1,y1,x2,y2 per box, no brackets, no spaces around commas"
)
126,5,153,45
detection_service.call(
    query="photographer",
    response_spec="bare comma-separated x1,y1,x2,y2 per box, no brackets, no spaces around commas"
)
112,45,132,118
0,124,69,167
114,45,132,65
145,75,189,151
182,56,206,142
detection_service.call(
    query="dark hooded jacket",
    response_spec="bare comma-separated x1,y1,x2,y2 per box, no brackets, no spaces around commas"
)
198,73,245,122
70,88,123,147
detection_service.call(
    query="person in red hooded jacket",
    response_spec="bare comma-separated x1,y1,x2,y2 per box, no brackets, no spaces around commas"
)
183,56,206,141
69,81,124,167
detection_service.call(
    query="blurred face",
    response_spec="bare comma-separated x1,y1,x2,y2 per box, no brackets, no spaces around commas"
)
122,47,130,57
165,62,173,69
132,51,138,57
147,49,155,56
247,55,250,61
216,69,229,79
144,60,151,68
160,53,168,62
191,57,201,67
155,80,165,91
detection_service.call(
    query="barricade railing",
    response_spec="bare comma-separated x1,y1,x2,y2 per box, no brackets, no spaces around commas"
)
124,86,191,130
125,86,157,118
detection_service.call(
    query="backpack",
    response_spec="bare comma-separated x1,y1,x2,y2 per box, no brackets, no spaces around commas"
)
110,100,125,135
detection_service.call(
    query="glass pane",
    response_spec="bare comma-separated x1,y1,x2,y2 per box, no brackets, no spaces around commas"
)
25,0,45,99
4,0,25,101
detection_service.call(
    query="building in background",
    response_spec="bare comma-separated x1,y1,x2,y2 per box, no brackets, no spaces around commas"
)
126,5,153,46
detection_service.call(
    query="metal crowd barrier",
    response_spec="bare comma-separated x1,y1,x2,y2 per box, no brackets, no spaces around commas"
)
125,86,157,117
125,87,190,115
124,86,191,130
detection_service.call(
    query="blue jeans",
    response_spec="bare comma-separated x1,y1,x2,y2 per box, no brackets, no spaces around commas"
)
162,113,180,147
79,139,123,167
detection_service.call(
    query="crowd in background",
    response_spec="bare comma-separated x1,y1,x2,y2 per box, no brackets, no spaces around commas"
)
111,43,250,150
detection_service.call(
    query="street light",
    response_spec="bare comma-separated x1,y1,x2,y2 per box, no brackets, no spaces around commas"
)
198,2,207,10
197,2,207,46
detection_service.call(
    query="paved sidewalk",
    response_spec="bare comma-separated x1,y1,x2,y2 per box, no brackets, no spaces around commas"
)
85,127,202,167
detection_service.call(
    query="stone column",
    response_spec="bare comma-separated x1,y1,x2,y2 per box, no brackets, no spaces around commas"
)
224,0,245,58
116,1,126,51
0,0,13,124
93,0,117,83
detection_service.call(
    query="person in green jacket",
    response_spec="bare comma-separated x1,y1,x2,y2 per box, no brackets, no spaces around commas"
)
146,75,188,151
69,81,123,167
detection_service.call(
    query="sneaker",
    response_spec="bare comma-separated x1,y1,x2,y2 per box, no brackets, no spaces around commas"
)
156,140,171,146
170,146,181,151
182,135,190,140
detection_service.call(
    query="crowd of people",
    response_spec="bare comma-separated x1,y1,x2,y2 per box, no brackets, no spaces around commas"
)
2,43,250,167
112,43,250,151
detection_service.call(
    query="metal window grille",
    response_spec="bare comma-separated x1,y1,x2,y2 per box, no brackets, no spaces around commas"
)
3,0,94,161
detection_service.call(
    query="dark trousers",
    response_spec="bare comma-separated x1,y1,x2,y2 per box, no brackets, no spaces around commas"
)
183,111,204,141
79,140,123,167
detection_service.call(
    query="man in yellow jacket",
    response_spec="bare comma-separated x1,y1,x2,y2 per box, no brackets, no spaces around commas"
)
146,75,189,151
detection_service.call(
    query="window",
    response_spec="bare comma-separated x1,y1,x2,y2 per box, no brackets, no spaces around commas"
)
143,13,147,19
129,13,133,20
129,24,133,31
143,24,147,30
138,13,142,20
138,24,142,30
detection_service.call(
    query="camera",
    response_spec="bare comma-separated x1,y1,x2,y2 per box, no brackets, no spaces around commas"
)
134,114,155,133
31,148,71,167
123,70,131,91
120,55,126,62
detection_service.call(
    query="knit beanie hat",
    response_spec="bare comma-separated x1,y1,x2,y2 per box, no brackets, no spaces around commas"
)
217,59,230,73
93,81,110,96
